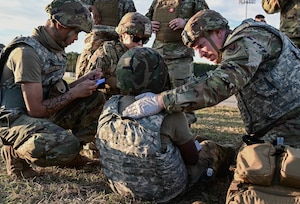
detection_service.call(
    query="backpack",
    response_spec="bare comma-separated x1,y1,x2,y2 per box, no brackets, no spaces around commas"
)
226,181,300,204
226,141,300,204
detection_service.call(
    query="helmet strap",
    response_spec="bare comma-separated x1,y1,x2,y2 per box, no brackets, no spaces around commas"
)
50,20,67,48
203,31,222,63
63,29,77,44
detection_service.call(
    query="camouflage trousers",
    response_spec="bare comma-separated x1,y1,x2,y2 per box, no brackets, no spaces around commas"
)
164,57,195,88
0,91,105,167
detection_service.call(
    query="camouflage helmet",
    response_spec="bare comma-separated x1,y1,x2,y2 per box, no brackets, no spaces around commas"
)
182,9,229,47
116,47,168,95
115,12,152,38
45,0,93,33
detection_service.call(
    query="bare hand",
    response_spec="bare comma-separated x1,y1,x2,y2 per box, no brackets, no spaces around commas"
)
151,21,160,33
86,68,103,80
169,18,186,30
89,5,101,25
71,80,97,98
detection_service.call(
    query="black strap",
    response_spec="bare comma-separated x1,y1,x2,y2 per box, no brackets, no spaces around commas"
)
242,134,264,145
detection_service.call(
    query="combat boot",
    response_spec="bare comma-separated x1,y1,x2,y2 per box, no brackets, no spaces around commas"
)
199,140,236,178
64,142,100,167
1,145,39,178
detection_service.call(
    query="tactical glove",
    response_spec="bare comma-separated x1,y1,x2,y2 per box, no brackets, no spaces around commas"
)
122,92,163,118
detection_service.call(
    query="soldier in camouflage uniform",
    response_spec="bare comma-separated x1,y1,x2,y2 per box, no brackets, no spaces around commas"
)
78,11,151,160
79,12,152,99
262,0,300,48
123,9,300,148
96,47,235,202
0,0,106,178
75,0,136,79
145,0,209,125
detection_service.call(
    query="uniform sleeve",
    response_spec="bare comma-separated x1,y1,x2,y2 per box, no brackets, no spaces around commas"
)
122,0,136,13
182,0,209,27
90,48,111,77
160,112,194,146
7,46,42,83
162,28,281,113
145,0,157,20
89,42,120,78
194,0,209,12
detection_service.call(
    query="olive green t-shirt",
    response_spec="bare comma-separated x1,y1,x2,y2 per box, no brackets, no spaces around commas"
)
5,45,42,83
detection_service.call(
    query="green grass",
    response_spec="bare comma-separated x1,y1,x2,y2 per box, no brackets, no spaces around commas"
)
0,106,246,204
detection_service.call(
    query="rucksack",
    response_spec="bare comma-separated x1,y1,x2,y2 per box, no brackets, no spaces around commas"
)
226,141,300,204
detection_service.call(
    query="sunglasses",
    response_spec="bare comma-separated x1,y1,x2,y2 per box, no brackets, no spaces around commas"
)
131,35,149,44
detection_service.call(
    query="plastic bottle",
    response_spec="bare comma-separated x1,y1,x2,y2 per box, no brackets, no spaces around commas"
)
201,167,214,183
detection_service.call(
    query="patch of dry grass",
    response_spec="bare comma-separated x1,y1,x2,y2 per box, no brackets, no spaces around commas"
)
0,106,245,204
191,106,246,145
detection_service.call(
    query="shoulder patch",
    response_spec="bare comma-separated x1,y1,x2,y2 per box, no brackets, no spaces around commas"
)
225,42,240,56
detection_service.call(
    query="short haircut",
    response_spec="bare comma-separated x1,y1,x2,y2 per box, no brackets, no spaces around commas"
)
255,14,265,19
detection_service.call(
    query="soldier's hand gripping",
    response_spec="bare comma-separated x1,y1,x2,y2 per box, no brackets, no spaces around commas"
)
72,80,98,98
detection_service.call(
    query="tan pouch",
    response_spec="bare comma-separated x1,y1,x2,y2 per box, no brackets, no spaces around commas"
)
234,142,276,185
280,146,300,188
226,181,300,204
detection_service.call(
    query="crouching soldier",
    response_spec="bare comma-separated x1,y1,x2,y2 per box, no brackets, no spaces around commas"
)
0,0,106,178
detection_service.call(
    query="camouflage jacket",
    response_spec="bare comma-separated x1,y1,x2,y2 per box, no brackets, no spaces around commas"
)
262,0,300,39
146,0,209,58
96,95,188,202
81,0,136,25
161,19,300,135
85,40,128,97
0,35,66,111
146,0,209,24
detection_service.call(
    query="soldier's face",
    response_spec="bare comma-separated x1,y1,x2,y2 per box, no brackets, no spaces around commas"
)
192,30,224,64
57,25,79,47
121,33,144,49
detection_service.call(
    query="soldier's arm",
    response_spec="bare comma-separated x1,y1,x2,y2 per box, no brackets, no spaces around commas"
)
194,0,210,13
80,0,100,24
22,80,98,118
8,41,99,119
161,112,198,165
122,0,137,14
161,32,276,112
145,0,157,20
181,0,210,27
162,27,282,113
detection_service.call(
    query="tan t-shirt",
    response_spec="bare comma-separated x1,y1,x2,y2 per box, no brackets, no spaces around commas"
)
119,95,203,185
118,95,194,151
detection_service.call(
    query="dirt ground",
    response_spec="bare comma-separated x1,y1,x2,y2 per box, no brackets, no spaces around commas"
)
165,164,234,204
